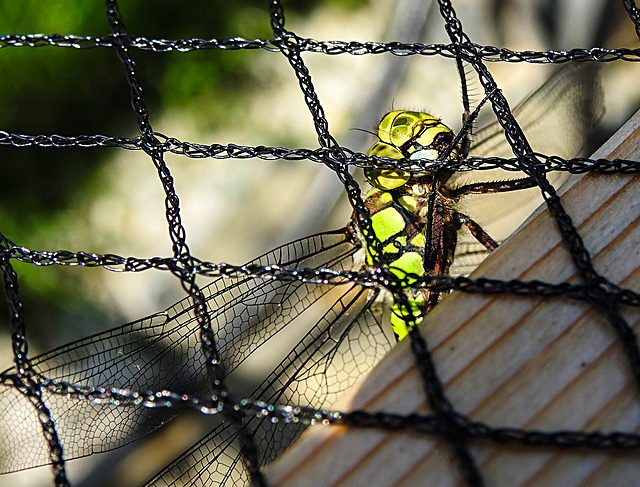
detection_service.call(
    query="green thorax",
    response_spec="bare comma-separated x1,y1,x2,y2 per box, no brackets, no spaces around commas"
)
363,185,427,278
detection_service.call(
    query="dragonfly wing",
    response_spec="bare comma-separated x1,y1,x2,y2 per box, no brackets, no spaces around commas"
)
0,230,365,474
250,284,389,465
470,62,603,161
448,240,495,277
146,420,251,487
142,283,391,486
452,62,603,245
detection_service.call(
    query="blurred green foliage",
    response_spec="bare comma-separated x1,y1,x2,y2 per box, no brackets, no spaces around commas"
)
0,0,366,239
0,0,367,348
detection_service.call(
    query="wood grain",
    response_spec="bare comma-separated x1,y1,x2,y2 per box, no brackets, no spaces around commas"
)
265,109,640,487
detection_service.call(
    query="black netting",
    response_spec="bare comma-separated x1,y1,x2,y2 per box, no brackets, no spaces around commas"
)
2,1,640,486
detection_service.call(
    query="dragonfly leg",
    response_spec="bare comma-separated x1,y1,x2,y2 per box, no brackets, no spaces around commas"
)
458,213,499,252
448,85,499,160
451,176,537,197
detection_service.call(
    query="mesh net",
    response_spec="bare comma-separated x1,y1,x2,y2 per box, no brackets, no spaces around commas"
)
2,0,640,486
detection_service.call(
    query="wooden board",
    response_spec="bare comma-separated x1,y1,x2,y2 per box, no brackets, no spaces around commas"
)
265,109,640,486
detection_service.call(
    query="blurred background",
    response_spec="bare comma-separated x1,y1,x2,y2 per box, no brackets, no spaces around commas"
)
0,0,639,485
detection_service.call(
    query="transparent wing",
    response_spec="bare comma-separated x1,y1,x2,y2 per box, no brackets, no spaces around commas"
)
455,62,603,236
449,62,603,275
471,63,603,161
144,283,390,486
142,421,250,487
0,229,393,475
448,239,497,277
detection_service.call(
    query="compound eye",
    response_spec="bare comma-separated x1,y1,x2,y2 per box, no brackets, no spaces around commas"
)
365,141,410,190
367,141,403,159
365,168,411,190
388,114,417,142
366,111,448,189
377,110,438,147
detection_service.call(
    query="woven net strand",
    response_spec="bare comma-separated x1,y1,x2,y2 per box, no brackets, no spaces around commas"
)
2,0,640,486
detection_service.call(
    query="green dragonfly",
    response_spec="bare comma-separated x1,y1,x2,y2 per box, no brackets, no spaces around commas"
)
0,63,602,485
359,109,505,340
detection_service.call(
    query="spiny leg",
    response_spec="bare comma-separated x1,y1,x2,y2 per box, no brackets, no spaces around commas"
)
423,88,500,266
455,58,473,159
450,176,538,198
457,213,499,252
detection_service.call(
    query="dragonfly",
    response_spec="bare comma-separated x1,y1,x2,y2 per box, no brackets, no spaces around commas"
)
360,109,511,340
0,63,602,486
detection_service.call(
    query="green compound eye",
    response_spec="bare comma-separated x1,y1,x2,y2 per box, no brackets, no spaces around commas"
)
365,141,410,190
364,110,454,190
378,110,442,148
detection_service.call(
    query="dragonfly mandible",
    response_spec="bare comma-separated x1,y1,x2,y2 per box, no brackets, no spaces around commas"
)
0,63,602,486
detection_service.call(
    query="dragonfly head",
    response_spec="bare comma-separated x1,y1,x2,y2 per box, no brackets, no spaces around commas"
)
365,110,457,191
